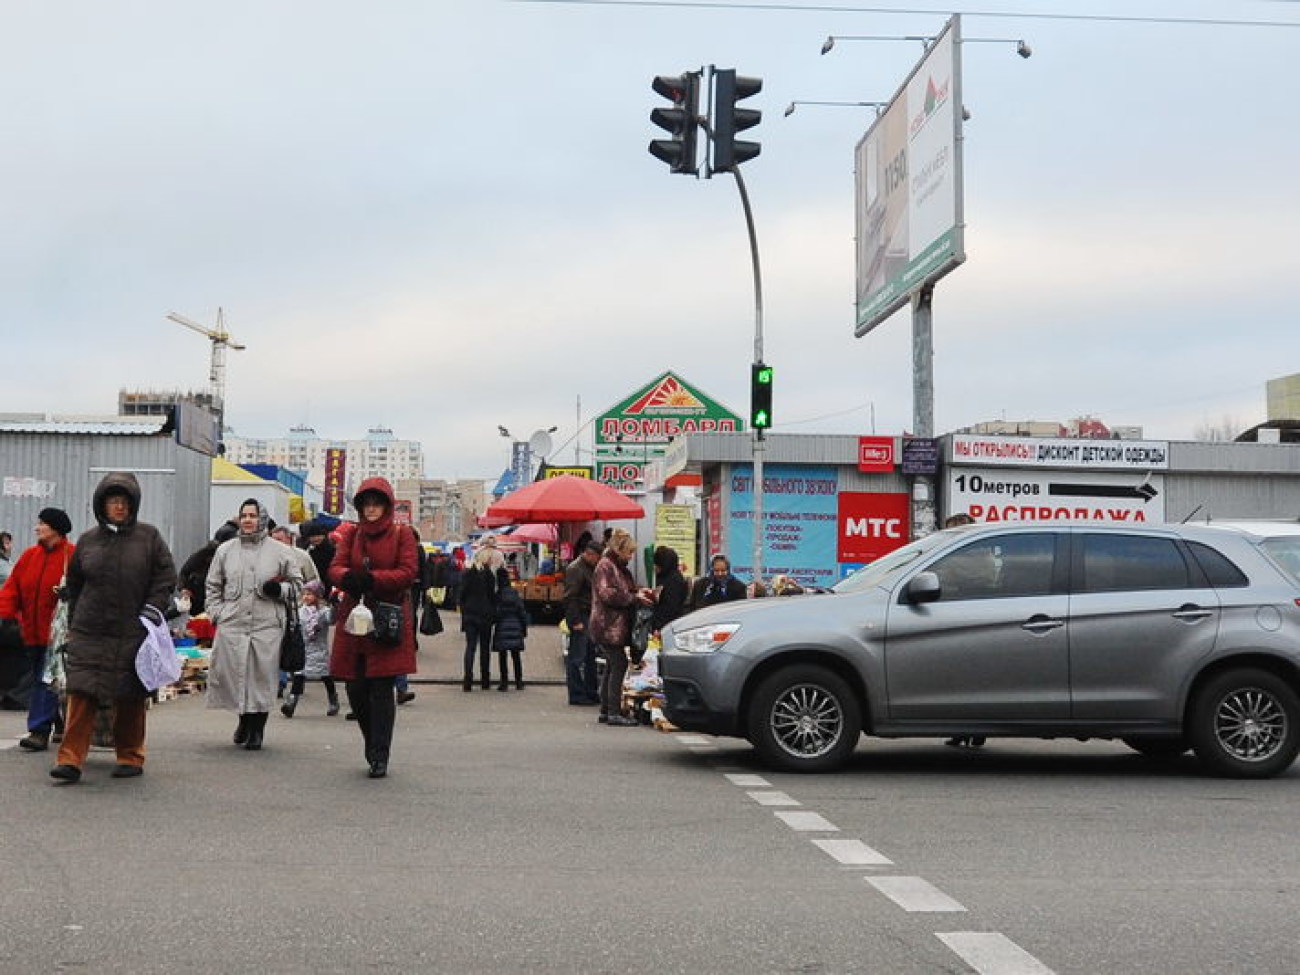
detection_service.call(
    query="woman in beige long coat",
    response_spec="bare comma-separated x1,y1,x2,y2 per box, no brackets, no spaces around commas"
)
205,499,301,750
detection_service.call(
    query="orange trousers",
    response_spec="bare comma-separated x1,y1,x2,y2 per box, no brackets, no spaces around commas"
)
56,692,147,769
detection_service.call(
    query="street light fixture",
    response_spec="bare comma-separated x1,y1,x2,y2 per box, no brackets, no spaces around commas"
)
784,100,888,118
822,34,1031,58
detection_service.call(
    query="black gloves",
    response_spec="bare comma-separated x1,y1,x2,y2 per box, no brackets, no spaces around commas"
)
261,580,283,599
340,567,374,596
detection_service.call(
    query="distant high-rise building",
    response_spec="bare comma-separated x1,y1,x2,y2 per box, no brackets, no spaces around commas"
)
224,425,425,494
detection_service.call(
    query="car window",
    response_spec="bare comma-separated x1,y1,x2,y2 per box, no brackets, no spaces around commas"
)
1260,537,1300,585
1186,541,1249,588
928,533,1056,601
832,532,950,593
1080,534,1190,592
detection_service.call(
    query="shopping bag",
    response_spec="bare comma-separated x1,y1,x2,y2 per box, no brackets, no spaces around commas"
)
135,605,182,692
419,595,444,636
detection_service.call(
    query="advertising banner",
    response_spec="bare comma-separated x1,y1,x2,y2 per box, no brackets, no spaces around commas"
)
950,434,1170,470
596,371,743,492
947,468,1166,523
323,448,346,515
857,436,896,473
540,465,593,479
855,15,964,336
836,492,911,563
655,503,698,577
393,500,412,527
728,464,840,589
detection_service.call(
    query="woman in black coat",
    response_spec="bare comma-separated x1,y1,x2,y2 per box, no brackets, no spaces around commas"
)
650,546,689,637
458,546,502,691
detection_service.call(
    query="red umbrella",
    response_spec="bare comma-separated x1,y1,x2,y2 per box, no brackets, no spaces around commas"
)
485,475,644,523
511,522,558,544
476,511,513,528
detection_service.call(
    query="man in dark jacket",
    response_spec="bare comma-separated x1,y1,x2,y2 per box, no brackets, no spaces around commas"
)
687,554,747,613
52,472,176,784
177,521,237,616
562,542,602,705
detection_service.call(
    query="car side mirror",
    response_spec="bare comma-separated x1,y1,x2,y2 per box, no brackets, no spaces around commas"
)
904,571,941,604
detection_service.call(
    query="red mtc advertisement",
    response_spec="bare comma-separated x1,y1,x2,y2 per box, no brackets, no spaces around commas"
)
837,492,911,564
857,436,895,473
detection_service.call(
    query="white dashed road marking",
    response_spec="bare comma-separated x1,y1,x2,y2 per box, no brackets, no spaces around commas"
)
774,810,839,832
937,932,1056,975
746,790,800,807
723,773,770,788
676,735,712,746
867,876,966,912
810,838,893,866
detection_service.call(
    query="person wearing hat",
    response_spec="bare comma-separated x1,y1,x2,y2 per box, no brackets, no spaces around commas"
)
0,508,76,750
54,474,176,783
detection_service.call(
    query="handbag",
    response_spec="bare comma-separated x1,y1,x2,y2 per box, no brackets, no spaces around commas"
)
419,593,444,636
280,603,306,672
371,601,404,645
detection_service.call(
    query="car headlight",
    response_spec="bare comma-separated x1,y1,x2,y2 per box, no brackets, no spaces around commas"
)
671,622,741,653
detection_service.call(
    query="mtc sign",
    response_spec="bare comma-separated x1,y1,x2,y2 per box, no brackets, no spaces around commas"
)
837,492,910,563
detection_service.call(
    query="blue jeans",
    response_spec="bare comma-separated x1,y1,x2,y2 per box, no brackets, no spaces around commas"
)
394,674,409,693
565,627,598,703
26,646,61,736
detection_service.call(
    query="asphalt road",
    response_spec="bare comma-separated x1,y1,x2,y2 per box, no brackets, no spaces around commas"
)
3,675,1299,974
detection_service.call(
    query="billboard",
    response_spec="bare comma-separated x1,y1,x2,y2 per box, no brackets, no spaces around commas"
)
854,15,965,336
323,448,346,515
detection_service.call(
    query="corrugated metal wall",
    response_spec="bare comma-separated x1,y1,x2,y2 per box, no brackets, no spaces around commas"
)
0,432,210,567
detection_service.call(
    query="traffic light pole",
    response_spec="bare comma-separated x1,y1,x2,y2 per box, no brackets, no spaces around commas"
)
731,165,766,588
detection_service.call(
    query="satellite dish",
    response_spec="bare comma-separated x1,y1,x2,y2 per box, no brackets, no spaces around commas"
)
528,429,554,457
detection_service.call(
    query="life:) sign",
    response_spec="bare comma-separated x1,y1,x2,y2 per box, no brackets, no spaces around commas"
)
857,436,895,473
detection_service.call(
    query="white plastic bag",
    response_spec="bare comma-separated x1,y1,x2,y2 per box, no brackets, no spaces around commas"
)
344,602,374,637
136,605,182,691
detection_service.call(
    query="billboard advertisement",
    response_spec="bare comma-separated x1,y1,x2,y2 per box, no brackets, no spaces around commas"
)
947,468,1166,524
837,491,911,564
323,448,346,515
728,464,840,589
854,15,964,336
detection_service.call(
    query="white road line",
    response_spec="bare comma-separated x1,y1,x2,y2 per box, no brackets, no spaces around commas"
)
676,734,712,746
746,790,800,807
866,876,966,912
810,838,893,866
774,810,839,832
937,933,1056,975
724,773,770,788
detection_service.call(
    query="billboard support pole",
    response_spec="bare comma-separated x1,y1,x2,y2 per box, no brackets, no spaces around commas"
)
911,284,937,537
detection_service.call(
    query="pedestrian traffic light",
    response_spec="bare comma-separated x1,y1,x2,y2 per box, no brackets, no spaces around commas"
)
649,72,700,175
751,363,773,430
712,69,762,172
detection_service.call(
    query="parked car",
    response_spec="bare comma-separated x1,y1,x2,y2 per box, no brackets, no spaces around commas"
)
660,521,1300,778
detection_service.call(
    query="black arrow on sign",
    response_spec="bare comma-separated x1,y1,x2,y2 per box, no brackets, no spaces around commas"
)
1049,481,1160,502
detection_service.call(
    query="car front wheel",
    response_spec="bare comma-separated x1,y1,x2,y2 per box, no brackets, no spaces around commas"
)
747,664,861,773
1188,668,1300,779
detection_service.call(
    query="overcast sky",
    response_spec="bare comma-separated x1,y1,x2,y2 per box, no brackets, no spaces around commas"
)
3,0,1297,480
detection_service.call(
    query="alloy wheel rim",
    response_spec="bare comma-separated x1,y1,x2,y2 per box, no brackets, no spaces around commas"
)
770,684,843,759
1214,688,1288,762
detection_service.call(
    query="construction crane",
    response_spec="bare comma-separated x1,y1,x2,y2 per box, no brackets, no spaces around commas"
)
166,308,246,431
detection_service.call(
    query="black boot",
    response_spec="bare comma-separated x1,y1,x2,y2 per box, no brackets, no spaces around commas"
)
233,713,251,745
463,674,473,692
280,694,298,718
245,712,267,750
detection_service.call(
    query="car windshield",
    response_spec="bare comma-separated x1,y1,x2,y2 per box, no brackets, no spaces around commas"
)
1260,537,1300,585
831,531,954,594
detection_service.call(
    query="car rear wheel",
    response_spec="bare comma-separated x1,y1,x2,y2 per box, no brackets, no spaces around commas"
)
747,664,861,773
1121,736,1188,761
1188,668,1300,779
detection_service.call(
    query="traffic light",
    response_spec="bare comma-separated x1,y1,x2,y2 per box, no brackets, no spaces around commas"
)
649,72,700,175
712,69,762,172
751,362,773,430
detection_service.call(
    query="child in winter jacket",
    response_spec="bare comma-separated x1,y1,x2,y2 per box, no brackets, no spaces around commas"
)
492,569,528,691
281,581,338,717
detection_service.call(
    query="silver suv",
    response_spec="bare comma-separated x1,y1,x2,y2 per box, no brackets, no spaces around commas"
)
660,522,1300,778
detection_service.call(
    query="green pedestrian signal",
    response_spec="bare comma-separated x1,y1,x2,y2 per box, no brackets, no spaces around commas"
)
751,363,773,429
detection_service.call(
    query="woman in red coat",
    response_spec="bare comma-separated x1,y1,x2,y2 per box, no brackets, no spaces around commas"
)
0,508,75,751
328,477,419,778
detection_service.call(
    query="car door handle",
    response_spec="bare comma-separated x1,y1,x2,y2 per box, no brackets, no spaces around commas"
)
1021,614,1065,633
1171,604,1214,622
